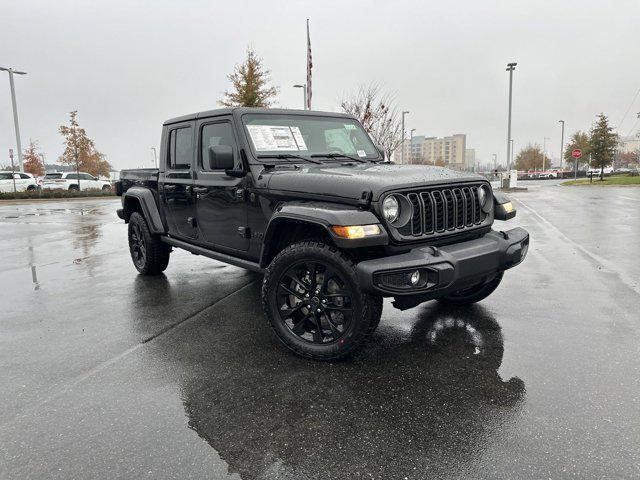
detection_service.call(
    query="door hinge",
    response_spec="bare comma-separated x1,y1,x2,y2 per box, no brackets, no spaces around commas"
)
187,217,198,228
237,226,251,238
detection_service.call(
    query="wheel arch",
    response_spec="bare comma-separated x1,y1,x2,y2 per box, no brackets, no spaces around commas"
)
122,187,165,234
259,203,388,268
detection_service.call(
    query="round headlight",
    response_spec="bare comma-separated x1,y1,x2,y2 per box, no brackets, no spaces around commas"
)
478,185,493,213
382,195,400,223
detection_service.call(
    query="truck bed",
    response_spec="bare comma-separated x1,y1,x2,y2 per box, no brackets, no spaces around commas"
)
119,168,159,194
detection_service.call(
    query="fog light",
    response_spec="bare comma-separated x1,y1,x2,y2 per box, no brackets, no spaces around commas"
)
409,270,421,285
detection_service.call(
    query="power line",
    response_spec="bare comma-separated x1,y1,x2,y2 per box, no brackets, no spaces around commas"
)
617,86,640,130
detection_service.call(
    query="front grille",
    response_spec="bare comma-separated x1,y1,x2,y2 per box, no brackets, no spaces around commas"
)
396,184,488,238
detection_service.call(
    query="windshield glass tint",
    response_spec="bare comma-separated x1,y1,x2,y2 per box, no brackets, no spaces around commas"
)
44,173,63,179
242,114,379,160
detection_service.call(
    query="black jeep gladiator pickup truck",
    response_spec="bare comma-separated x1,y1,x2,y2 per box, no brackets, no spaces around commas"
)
116,108,528,360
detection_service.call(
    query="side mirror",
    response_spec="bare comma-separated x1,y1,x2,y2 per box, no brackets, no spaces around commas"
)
208,145,235,171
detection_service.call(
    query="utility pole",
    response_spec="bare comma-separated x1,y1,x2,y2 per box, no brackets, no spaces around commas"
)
558,120,565,170
0,67,27,172
506,62,517,172
542,137,550,171
293,84,307,110
401,111,409,164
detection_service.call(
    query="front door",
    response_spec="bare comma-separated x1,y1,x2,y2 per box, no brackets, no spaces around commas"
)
162,124,197,239
194,118,249,251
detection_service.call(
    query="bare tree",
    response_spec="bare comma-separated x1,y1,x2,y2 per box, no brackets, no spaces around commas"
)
340,84,403,161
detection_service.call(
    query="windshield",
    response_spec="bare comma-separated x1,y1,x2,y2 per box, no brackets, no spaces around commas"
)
44,173,63,179
242,114,380,162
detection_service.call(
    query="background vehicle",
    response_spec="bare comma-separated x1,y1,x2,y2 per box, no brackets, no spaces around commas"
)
41,171,111,191
116,108,529,360
587,166,613,176
539,170,559,179
0,171,39,193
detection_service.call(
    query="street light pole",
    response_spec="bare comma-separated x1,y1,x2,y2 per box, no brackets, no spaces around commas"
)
293,84,307,110
558,120,565,170
151,147,158,167
410,128,416,164
401,111,409,164
0,67,27,172
542,137,550,171
505,62,517,172
492,153,497,171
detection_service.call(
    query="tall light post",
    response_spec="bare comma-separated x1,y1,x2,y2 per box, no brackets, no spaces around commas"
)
151,147,158,167
410,128,416,164
401,111,409,164
293,84,307,110
542,136,550,171
558,120,565,170
0,67,27,172
505,62,517,172
492,153,497,171
510,139,514,169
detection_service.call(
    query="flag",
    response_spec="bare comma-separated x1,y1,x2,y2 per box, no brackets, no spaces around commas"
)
306,18,312,110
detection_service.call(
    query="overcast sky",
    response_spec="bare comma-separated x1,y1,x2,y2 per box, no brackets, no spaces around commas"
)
1,0,639,170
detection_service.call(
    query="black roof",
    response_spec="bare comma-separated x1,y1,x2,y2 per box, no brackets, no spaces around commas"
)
163,107,355,126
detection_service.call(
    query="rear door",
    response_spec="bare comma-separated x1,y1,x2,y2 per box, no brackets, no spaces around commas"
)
194,117,249,251
162,123,197,239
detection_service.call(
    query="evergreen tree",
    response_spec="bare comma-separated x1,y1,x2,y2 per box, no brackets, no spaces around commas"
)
589,114,618,179
219,49,278,107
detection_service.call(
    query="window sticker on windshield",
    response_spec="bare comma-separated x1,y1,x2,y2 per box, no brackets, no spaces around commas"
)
246,125,302,151
344,124,357,130
290,126,308,151
356,149,367,157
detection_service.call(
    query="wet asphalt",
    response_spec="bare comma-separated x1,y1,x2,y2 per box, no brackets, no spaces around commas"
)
1,181,639,479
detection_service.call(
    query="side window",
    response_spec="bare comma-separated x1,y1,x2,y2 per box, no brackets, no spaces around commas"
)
201,122,236,170
67,173,78,180
168,127,193,170
19,173,31,179
81,174,94,180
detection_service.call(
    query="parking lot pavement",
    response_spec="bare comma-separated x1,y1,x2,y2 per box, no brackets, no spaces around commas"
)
1,190,639,479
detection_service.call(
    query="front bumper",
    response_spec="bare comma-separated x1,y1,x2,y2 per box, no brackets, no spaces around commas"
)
356,227,529,303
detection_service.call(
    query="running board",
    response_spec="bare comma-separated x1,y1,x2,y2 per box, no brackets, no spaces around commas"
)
161,236,264,273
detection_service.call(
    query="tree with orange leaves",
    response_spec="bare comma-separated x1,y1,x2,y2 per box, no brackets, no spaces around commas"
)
23,139,45,176
58,111,110,177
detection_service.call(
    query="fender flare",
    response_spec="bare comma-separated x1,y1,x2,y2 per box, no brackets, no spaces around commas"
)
260,202,388,267
122,186,166,234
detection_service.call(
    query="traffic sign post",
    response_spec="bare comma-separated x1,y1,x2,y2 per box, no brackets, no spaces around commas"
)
571,149,582,179
9,148,17,193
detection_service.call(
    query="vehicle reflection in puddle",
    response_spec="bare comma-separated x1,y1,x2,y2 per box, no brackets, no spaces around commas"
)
139,285,526,480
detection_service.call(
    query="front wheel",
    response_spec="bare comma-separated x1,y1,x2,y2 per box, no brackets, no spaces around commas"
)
437,272,503,306
128,212,170,275
262,241,376,360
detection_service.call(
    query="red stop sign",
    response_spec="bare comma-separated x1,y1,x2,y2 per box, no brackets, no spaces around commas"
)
571,149,582,158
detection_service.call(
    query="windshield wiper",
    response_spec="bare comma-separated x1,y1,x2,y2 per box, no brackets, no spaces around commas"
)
257,154,322,164
310,153,369,163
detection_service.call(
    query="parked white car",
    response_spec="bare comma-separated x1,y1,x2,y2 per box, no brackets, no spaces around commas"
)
0,171,39,193
41,172,112,191
587,166,614,176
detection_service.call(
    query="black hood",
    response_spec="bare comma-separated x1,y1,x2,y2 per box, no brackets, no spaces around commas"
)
263,163,483,201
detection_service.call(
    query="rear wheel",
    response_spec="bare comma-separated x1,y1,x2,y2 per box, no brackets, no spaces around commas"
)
262,241,375,360
438,272,503,306
128,212,170,275
68,184,79,191
102,184,111,191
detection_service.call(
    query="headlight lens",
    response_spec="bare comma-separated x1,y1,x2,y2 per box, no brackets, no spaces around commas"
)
478,185,493,213
382,196,400,223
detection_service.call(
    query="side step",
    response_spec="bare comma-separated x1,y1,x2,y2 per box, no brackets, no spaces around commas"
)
161,236,264,273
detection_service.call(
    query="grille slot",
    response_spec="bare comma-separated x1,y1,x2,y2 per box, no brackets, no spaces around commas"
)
388,183,488,239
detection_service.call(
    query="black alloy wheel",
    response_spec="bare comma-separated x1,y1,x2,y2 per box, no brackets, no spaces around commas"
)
129,221,147,270
276,261,353,344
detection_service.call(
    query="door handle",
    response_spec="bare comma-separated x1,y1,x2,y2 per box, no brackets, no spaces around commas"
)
163,185,176,192
193,186,208,194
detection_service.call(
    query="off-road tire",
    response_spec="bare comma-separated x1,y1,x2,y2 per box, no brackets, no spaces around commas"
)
262,240,376,360
367,296,383,334
128,211,170,275
437,272,504,306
